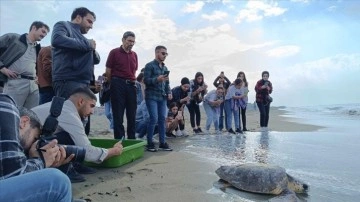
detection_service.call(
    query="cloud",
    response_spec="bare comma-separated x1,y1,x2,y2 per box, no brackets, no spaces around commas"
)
202,10,228,21
235,1,287,23
182,1,205,13
267,45,300,57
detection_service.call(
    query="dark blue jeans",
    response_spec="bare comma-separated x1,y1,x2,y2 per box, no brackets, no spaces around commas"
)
257,102,270,127
146,98,167,145
111,77,137,140
39,88,55,104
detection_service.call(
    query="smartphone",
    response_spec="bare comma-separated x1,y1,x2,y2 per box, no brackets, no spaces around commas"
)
97,75,104,83
163,70,170,77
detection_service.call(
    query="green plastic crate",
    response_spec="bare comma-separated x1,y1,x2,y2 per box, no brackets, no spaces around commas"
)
85,139,146,168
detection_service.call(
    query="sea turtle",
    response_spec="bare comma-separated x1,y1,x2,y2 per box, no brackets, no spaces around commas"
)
215,163,308,201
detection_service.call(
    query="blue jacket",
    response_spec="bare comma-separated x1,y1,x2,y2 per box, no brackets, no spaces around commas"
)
51,21,100,84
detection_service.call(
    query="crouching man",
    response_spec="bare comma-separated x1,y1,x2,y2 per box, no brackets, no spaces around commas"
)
32,87,123,182
0,94,73,202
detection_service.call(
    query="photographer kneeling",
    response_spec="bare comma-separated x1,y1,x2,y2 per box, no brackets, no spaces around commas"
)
0,94,73,202
32,87,123,183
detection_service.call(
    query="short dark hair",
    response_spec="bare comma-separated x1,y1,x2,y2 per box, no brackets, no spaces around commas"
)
155,45,167,52
18,107,42,130
70,87,97,101
29,21,50,32
123,31,135,39
71,7,96,20
262,71,269,77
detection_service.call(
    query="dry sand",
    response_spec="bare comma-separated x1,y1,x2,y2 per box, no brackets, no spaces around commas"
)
73,107,324,202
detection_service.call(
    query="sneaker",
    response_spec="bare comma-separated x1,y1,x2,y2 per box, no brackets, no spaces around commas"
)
228,128,236,134
73,162,97,174
66,164,86,183
198,127,203,133
235,128,243,134
175,130,183,137
146,143,157,152
152,137,159,143
193,128,199,134
242,128,248,132
166,132,177,138
181,130,189,137
159,142,173,151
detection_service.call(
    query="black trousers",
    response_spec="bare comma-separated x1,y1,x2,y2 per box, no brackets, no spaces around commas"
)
187,101,201,128
257,102,270,127
111,77,137,139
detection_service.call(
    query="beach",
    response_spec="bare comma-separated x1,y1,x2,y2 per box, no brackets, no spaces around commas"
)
73,106,326,202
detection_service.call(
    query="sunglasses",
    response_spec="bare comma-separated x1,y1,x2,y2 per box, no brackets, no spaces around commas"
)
161,52,168,56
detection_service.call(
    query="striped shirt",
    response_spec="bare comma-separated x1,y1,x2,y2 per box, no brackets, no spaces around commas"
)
0,95,44,180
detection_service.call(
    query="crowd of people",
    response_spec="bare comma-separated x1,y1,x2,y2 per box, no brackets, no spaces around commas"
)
0,6,273,202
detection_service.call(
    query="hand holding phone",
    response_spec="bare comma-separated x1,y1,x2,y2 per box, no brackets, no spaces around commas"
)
97,75,104,83
163,70,170,77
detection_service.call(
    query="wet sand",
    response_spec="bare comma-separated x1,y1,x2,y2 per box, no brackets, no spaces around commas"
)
73,107,324,201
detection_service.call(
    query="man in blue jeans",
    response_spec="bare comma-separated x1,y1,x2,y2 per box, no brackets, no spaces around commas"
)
0,168,72,202
0,94,75,201
143,45,173,152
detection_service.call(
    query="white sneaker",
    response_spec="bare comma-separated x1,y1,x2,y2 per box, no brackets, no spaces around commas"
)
175,130,183,137
181,130,189,137
152,138,159,144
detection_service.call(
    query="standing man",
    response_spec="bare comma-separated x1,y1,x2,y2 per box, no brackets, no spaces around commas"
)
51,7,100,99
144,46,173,152
0,21,50,108
37,45,54,104
106,31,138,140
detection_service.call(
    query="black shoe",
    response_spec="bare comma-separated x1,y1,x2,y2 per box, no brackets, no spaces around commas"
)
235,128,243,134
66,164,86,183
243,128,248,132
166,132,176,138
197,127,203,133
159,142,173,151
146,142,157,152
73,162,97,174
228,128,236,134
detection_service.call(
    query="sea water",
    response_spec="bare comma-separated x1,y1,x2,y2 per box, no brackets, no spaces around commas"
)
184,103,360,202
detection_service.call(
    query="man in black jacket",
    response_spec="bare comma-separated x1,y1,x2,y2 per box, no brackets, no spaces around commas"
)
0,21,49,108
51,7,99,99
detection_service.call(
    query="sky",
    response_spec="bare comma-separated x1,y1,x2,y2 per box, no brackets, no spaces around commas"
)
1,0,359,107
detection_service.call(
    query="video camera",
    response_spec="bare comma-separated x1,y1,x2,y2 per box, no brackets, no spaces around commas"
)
37,96,86,162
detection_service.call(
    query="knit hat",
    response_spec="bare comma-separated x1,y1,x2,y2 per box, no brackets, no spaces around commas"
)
181,77,190,85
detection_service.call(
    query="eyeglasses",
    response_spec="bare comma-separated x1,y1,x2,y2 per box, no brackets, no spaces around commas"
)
161,52,168,56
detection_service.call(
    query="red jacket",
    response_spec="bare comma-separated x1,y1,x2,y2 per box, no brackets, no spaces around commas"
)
255,79,272,103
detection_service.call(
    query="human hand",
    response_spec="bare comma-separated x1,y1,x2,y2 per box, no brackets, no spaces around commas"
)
157,75,168,82
0,68,18,79
176,113,183,120
51,146,75,167
89,39,96,50
182,96,190,103
31,139,61,168
112,141,123,155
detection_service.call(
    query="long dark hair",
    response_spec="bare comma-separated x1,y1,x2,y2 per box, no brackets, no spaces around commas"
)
194,72,204,86
237,71,248,87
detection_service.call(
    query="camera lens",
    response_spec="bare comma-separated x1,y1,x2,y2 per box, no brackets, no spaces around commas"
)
62,145,86,162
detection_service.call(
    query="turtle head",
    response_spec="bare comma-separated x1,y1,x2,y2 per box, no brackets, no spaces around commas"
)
287,174,309,193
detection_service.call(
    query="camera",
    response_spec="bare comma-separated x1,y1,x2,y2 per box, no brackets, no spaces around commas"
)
37,96,86,162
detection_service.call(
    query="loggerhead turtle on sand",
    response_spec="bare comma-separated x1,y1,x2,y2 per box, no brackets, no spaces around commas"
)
215,163,309,201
